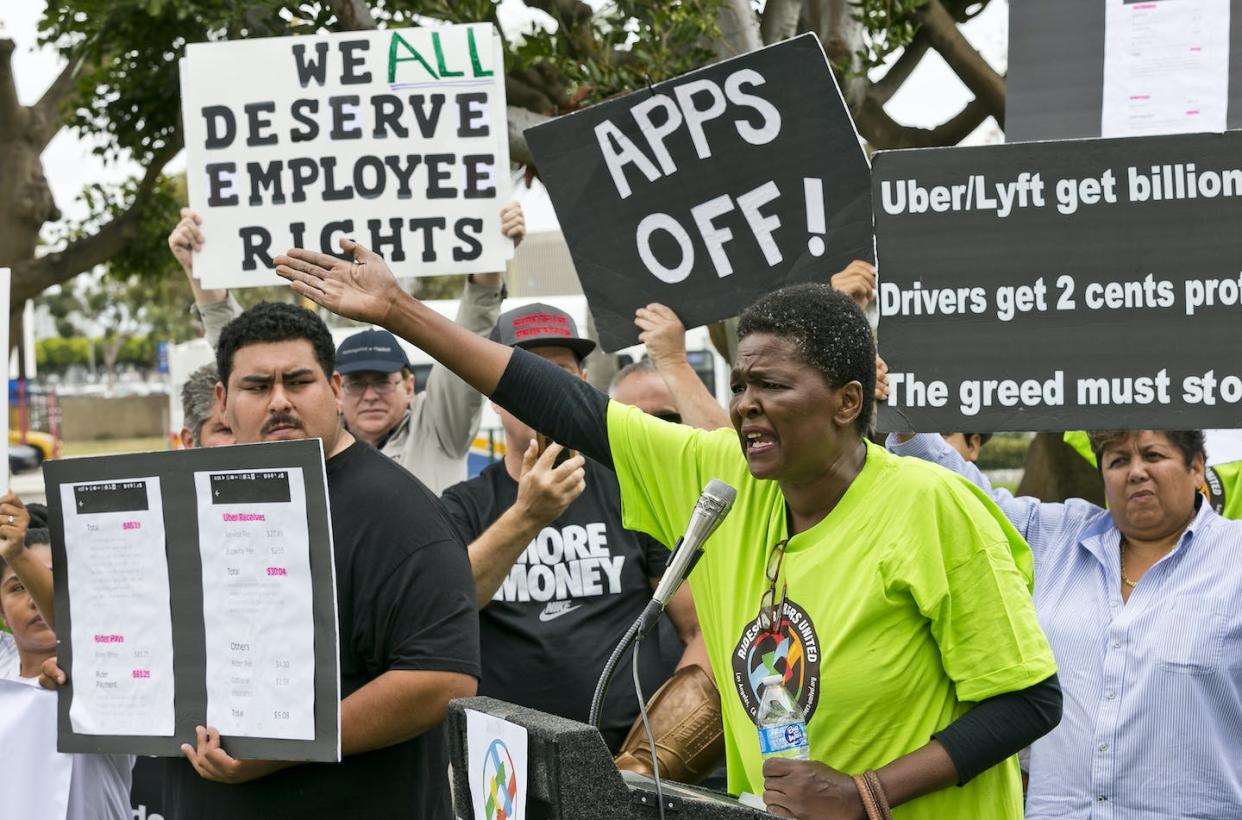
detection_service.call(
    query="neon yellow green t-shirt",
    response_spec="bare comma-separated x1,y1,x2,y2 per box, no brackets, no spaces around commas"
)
607,403,1057,819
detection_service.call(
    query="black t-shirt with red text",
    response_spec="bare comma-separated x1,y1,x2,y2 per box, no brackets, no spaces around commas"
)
441,458,675,751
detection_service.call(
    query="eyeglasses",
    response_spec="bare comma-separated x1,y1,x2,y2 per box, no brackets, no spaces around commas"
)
342,376,401,396
757,538,789,633
653,411,682,424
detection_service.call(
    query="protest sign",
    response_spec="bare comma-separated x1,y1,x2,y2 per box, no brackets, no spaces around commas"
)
180,24,511,289
46,440,339,761
1007,0,1242,142
526,33,872,352
875,130,1242,432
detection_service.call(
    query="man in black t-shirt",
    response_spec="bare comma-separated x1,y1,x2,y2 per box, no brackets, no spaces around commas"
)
440,304,701,752
167,302,479,820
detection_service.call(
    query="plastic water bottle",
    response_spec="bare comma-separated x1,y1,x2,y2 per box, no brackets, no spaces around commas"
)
756,674,809,760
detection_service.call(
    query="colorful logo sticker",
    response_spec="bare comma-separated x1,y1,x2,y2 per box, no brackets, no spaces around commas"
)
731,596,822,725
481,738,519,820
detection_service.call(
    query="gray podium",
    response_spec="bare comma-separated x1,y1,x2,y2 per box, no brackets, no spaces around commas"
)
448,697,774,819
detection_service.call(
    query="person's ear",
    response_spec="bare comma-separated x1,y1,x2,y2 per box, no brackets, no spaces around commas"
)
179,428,195,450
967,434,983,461
833,382,864,428
330,371,344,412
214,382,228,423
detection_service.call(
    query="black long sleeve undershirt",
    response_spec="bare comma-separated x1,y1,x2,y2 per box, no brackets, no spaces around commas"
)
489,347,1063,784
490,346,613,468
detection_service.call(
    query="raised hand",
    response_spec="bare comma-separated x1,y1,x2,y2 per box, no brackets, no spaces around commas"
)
0,492,30,564
831,260,877,311
168,207,205,275
635,303,688,368
500,201,526,247
275,237,405,327
515,441,586,526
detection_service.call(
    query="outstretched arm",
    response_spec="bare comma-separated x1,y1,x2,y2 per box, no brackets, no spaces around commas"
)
277,239,615,467
277,239,512,397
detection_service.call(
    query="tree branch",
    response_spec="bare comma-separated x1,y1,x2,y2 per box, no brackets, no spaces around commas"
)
10,137,181,304
855,94,990,149
912,0,1005,124
524,0,597,57
523,0,594,28
804,0,867,109
508,106,549,169
713,0,763,59
32,50,91,149
327,0,377,31
0,39,27,142
506,74,558,116
871,33,929,104
761,0,803,45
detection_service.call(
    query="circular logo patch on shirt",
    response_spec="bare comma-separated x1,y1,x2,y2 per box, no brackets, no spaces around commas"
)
731,597,822,725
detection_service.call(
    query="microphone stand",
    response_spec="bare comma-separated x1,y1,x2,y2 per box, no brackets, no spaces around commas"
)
587,536,683,729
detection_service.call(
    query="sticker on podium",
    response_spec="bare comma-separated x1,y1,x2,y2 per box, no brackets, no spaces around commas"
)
466,709,528,820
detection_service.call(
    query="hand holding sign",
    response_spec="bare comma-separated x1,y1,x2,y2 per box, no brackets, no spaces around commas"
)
276,238,403,327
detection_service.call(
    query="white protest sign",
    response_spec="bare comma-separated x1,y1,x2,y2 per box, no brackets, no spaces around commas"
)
181,24,512,289
1,268,9,494
0,678,72,820
466,709,528,820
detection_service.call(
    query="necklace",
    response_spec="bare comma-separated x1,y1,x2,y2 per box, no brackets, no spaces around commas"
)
1119,539,1138,589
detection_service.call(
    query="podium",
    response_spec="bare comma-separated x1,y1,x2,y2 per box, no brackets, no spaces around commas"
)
448,697,773,819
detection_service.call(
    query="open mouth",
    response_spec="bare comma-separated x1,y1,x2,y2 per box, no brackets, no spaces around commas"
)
743,429,777,455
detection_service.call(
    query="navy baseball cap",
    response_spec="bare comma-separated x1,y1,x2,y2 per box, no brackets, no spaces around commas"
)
489,303,597,361
335,329,410,374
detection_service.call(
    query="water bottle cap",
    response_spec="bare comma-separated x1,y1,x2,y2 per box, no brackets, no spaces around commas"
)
761,674,784,687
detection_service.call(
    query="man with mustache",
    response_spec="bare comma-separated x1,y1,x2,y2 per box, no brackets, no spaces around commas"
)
164,301,480,819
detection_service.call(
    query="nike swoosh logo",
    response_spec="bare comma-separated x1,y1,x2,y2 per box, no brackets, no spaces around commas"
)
539,603,583,622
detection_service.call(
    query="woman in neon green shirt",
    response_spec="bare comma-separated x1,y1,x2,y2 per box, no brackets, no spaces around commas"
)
277,239,1061,820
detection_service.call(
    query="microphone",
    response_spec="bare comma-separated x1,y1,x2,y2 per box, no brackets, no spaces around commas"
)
639,479,737,633
589,478,737,729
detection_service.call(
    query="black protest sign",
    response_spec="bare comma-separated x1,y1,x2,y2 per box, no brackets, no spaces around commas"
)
526,34,872,352
875,130,1242,432
181,24,511,289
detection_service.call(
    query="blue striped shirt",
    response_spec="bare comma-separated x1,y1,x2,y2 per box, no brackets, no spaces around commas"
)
888,434,1242,820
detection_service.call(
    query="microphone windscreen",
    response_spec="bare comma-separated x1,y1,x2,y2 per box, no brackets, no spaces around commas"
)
703,478,737,509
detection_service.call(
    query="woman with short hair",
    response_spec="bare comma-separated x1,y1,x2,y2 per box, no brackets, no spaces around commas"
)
278,240,1063,819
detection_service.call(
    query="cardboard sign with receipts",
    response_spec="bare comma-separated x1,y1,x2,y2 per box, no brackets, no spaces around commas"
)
45,439,340,762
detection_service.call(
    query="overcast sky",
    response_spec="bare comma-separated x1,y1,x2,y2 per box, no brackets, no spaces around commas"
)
2,1,1008,233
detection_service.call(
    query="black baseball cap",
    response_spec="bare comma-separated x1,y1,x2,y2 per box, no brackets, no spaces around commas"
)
335,329,410,374
489,303,597,361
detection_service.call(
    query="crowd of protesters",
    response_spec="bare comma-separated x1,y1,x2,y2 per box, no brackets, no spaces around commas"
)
2,194,1239,820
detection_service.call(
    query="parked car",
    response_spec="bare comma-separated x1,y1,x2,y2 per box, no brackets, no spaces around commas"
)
8,430,58,463
8,443,41,474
